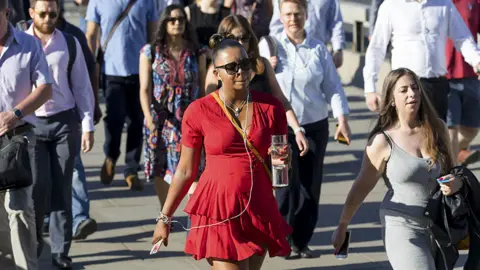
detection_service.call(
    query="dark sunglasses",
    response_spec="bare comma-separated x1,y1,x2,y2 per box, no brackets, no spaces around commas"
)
231,35,251,44
35,11,58,19
166,16,186,24
215,58,253,75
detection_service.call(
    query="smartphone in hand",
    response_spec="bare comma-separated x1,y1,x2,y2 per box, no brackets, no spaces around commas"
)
336,124,349,145
335,231,351,259
150,239,164,255
437,177,453,184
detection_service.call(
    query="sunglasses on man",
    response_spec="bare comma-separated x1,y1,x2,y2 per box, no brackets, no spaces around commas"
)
35,10,58,19
215,58,254,75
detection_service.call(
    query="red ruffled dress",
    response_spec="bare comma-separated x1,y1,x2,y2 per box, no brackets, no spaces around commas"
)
182,91,292,261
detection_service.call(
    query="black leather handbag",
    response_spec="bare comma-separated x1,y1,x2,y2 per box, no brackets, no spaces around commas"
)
0,126,33,192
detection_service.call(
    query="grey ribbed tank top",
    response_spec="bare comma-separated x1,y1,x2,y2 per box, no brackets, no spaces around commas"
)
380,132,441,217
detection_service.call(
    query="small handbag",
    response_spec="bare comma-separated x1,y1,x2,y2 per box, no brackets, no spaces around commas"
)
0,125,33,192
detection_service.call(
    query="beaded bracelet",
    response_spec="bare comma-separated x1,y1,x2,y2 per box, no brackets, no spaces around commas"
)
156,212,172,225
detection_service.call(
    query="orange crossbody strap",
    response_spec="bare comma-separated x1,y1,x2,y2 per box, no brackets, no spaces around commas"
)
211,92,272,179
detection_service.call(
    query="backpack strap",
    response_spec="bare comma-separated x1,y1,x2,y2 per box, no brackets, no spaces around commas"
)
15,20,30,31
381,131,393,148
62,31,81,122
62,31,77,92
260,35,278,57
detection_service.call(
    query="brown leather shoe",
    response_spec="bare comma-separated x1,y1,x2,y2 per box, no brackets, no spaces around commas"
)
126,174,143,191
458,149,480,167
100,158,115,185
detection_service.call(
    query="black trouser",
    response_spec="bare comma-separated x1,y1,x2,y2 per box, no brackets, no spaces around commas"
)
32,109,79,257
419,77,450,121
103,75,144,177
275,118,329,250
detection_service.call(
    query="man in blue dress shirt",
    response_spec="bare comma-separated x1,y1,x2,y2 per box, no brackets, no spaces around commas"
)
86,0,159,190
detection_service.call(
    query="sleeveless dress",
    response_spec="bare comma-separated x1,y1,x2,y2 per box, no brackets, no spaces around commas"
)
380,132,441,270
140,44,201,183
182,91,292,261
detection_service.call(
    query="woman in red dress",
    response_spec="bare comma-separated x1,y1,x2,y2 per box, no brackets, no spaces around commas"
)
152,34,292,269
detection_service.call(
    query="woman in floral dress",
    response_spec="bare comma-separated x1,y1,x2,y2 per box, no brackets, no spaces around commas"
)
139,4,206,207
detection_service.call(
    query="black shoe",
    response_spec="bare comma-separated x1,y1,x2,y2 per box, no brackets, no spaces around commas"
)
299,246,313,259
37,239,44,258
284,246,300,260
43,222,49,235
73,218,97,240
52,254,72,269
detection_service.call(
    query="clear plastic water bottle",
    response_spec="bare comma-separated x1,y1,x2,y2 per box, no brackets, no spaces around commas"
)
271,135,289,187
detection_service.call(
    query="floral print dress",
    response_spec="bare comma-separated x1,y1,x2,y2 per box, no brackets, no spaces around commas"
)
141,44,202,183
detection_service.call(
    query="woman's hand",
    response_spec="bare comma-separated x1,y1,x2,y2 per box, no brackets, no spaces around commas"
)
332,224,348,254
269,144,292,167
295,131,309,156
438,174,463,196
152,221,170,247
146,118,156,133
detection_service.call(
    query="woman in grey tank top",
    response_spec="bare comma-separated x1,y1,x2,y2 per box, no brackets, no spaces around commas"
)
331,68,464,269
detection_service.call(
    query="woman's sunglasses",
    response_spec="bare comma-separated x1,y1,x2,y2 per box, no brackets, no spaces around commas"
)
35,11,58,19
231,35,251,44
166,16,186,24
215,58,253,75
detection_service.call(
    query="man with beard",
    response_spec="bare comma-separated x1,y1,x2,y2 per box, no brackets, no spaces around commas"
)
0,0,52,268
26,0,95,268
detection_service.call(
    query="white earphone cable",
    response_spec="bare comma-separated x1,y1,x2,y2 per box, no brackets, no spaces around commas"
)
168,90,255,231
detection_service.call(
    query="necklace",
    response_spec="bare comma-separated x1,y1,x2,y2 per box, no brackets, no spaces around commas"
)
220,92,250,117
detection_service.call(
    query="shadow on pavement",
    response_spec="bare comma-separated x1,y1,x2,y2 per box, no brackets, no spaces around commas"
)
323,160,362,183
295,261,391,270
341,55,366,90
71,250,187,267
87,184,157,200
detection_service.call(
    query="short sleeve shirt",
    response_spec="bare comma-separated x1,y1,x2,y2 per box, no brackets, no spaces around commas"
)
86,0,159,76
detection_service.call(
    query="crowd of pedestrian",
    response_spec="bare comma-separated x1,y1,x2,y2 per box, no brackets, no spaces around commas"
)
1,0,480,270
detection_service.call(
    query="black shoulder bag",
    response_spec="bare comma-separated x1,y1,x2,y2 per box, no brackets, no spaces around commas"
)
0,125,33,192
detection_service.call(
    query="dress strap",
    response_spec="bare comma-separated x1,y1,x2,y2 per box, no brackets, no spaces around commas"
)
382,131,393,148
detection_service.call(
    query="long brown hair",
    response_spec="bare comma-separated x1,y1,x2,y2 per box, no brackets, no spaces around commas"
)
217,15,264,74
368,68,453,173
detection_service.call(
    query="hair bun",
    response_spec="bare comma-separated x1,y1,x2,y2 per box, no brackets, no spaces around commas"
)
208,33,236,49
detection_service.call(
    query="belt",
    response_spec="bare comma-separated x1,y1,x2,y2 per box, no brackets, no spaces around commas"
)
4,124,32,137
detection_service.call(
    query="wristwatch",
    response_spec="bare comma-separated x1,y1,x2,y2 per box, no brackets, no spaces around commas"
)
11,108,24,119
293,127,305,134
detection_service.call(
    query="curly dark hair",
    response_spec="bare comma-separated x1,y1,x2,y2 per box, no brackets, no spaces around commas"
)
152,4,199,52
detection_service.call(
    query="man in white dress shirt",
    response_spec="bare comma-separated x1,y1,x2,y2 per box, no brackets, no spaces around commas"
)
364,0,480,121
